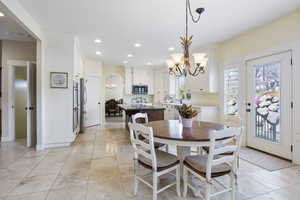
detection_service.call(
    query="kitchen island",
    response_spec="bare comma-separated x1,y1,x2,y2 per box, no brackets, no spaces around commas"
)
119,105,165,131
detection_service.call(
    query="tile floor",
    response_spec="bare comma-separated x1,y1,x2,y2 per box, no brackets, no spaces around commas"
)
0,122,300,200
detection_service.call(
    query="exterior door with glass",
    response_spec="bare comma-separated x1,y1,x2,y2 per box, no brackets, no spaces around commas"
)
246,52,293,160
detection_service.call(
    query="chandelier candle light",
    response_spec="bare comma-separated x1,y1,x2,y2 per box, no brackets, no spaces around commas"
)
167,0,207,77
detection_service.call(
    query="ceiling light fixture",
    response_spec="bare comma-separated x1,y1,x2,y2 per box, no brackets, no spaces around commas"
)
167,0,207,77
168,47,175,51
0,12,5,17
134,43,141,47
128,54,133,58
147,62,153,66
96,51,102,55
94,39,101,43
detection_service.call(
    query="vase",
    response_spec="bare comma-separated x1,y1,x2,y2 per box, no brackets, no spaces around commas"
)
182,118,193,128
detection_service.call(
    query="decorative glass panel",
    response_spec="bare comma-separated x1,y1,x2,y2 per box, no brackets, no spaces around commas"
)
254,61,280,143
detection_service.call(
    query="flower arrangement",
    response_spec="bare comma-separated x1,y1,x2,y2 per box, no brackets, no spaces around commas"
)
178,104,198,119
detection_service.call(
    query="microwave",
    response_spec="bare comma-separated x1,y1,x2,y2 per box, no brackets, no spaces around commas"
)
132,85,148,95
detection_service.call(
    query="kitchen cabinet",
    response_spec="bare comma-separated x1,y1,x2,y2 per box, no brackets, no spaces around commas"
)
133,68,154,95
163,104,180,120
185,73,209,93
194,106,219,123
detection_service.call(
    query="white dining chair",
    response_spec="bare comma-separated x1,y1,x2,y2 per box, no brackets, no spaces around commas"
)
183,127,243,200
132,113,169,152
129,123,181,200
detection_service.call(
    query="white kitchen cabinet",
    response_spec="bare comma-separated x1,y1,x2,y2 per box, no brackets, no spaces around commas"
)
194,106,219,123
132,68,154,95
163,104,180,120
125,67,132,95
185,73,209,93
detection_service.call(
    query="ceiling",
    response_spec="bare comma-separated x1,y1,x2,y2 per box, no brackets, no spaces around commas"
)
0,6,34,41
15,0,300,67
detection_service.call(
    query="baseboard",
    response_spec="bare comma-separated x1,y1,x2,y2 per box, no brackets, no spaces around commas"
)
1,136,12,142
42,142,72,149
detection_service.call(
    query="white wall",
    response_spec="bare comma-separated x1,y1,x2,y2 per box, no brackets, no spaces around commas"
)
1,40,36,141
217,10,300,164
40,32,76,148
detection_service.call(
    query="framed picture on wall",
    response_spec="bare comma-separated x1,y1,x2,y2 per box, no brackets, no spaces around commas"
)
50,72,68,88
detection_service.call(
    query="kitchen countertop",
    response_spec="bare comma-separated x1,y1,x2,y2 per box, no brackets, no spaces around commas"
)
160,102,219,108
119,104,165,111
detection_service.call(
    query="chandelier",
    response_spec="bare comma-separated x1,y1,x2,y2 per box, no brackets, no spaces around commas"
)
167,0,207,77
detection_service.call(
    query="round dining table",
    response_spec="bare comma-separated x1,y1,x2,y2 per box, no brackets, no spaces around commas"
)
145,120,227,176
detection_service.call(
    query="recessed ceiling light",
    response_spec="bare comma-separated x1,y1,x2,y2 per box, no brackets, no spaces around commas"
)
134,43,141,47
147,62,153,66
123,61,129,64
128,54,133,58
94,39,101,43
96,51,102,55
169,47,175,51
0,12,5,17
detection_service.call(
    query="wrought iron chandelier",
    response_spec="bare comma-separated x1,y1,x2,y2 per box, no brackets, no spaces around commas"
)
167,0,207,77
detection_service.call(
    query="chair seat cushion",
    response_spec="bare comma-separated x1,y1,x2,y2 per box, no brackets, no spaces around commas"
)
138,150,179,171
184,155,231,178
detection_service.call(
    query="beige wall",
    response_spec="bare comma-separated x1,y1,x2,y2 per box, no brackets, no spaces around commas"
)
14,67,27,139
218,9,300,63
1,40,36,139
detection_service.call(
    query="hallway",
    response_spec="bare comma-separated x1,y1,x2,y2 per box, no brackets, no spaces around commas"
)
0,124,300,200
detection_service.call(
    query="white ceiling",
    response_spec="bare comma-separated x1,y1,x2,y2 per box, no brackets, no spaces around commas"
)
15,0,300,67
0,6,34,41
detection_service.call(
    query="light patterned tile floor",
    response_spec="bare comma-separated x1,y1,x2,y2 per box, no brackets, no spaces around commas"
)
0,122,299,200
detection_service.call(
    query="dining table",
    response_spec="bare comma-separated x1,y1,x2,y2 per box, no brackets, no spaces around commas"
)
145,120,228,176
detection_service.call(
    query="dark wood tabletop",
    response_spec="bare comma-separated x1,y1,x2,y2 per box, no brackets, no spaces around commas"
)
145,120,226,142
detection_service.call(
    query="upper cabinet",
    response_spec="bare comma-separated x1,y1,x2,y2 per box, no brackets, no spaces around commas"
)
184,46,219,93
125,67,154,95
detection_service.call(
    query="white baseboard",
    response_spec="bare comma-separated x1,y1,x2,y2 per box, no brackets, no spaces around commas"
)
42,142,72,149
1,136,12,142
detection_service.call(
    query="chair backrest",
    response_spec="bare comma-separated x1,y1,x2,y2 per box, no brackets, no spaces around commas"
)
206,127,243,180
128,123,157,170
132,113,149,124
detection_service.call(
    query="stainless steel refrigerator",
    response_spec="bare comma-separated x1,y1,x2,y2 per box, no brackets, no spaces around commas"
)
79,78,87,133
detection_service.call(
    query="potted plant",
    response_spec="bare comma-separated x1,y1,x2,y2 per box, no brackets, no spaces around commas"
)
178,104,198,128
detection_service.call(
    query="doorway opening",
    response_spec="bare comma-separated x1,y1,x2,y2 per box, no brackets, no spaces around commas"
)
7,61,37,148
105,74,124,123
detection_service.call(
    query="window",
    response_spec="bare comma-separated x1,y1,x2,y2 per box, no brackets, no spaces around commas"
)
224,67,239,116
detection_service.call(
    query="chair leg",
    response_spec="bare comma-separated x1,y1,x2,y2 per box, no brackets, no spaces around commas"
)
153,172,158,200
231,173,236,200
176,165,181,197
183,167,188,198
205,181,211,200
133,175,138,195
165,145,169,153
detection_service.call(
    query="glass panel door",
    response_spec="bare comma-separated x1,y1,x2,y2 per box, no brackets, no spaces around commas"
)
246,52,292,160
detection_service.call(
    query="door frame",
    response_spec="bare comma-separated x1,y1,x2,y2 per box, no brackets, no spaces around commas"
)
7,60,36,144
220,41,299,163
245,51,293,159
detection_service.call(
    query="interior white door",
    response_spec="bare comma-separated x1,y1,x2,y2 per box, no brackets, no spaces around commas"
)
85,76,101,127
26,62,37,147
246,52,293,159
